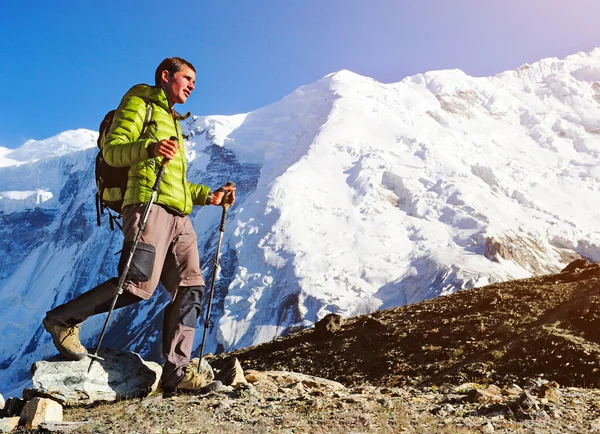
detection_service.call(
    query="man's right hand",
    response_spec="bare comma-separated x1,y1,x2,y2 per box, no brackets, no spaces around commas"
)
149,138,180,160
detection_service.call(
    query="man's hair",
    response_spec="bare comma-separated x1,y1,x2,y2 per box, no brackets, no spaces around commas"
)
154,57,196,86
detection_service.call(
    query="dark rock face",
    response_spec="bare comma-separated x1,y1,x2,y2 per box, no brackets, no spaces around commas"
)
560,258,597,273
313,313,345,339
0,397,26,418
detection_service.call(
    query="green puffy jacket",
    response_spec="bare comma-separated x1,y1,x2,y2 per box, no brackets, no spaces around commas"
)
103,84,210,215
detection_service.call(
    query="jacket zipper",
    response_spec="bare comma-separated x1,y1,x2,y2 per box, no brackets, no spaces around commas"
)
164,90,188,214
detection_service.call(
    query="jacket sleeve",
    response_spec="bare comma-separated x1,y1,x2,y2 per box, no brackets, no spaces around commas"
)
103,95,153,167
189,182,211,206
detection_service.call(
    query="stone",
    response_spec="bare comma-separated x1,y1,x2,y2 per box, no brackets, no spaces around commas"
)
538,382,561,404
1,397,26,417
244,370,345,391
516,391,539,411
245,372,261,384
452,382,480,394
19,397,63,429
189,357,215,383
466,389,502,404
38,421,90,433
215,356,247,386
0,417,19,433
314,313,345,338
26,348,162,406
502,384,523,396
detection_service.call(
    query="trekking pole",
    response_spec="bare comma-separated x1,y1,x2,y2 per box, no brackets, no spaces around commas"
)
197,181,235,373
87,139,175,373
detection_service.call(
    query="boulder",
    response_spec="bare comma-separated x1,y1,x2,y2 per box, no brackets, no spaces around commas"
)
538,381,561,404
19,397,63,429
189,357,215,383
314,313,345,338
561,258,595,273
215,356,247,386
25,348,162,406
0,397,25,417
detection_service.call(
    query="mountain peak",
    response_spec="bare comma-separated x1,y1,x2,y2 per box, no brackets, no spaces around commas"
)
5,129,97,165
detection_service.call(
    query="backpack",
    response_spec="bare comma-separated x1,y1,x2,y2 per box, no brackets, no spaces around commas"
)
95,98,153,230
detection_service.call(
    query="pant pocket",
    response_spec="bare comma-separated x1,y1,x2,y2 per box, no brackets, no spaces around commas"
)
118,242,156,282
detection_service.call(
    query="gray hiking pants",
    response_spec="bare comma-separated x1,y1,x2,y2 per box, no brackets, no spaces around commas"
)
46,203,207,389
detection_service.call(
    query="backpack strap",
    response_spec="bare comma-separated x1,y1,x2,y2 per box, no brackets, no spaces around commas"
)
96,192,102,226
139,97,154,140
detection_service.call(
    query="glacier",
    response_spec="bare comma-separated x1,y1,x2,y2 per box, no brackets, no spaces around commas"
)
2,48,600,396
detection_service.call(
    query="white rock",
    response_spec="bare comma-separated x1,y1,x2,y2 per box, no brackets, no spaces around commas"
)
215,357,247,386
0,417,19,433
28,348,162,406
20,397,63,429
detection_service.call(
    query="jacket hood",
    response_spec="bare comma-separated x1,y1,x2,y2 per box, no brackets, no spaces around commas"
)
124,84,170,111
124,84,190,120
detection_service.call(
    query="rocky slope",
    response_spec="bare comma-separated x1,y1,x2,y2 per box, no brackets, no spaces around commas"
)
17,259,600,433
222,259,600,391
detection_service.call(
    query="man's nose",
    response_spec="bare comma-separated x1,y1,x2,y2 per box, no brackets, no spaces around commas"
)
189,81,195,91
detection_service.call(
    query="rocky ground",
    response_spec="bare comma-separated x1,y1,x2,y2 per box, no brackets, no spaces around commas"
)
10,259,600,433
50,376,600,433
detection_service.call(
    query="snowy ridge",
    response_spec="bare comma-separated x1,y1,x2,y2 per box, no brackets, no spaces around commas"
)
194,51,600,349
2,49,600,395
0,129,97,166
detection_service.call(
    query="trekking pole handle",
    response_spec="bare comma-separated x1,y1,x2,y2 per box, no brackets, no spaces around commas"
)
222,181,235,211
219,182,235,232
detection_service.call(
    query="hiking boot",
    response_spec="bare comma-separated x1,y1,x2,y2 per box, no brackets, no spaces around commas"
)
42,316,88,360
162,366,224,398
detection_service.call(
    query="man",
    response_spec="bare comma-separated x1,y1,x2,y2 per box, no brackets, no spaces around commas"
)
43,57,235,397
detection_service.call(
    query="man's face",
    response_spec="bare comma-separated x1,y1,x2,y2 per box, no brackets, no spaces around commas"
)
163,65,196,105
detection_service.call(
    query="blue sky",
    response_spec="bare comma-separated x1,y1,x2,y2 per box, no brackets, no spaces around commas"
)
1,0,600,148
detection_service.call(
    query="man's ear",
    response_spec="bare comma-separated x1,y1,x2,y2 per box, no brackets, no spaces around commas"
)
161,70,171,84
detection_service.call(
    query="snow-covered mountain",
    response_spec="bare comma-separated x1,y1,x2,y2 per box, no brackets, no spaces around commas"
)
3,49,600,396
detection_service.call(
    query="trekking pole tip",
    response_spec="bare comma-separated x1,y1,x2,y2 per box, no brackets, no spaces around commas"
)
86,352,105,374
